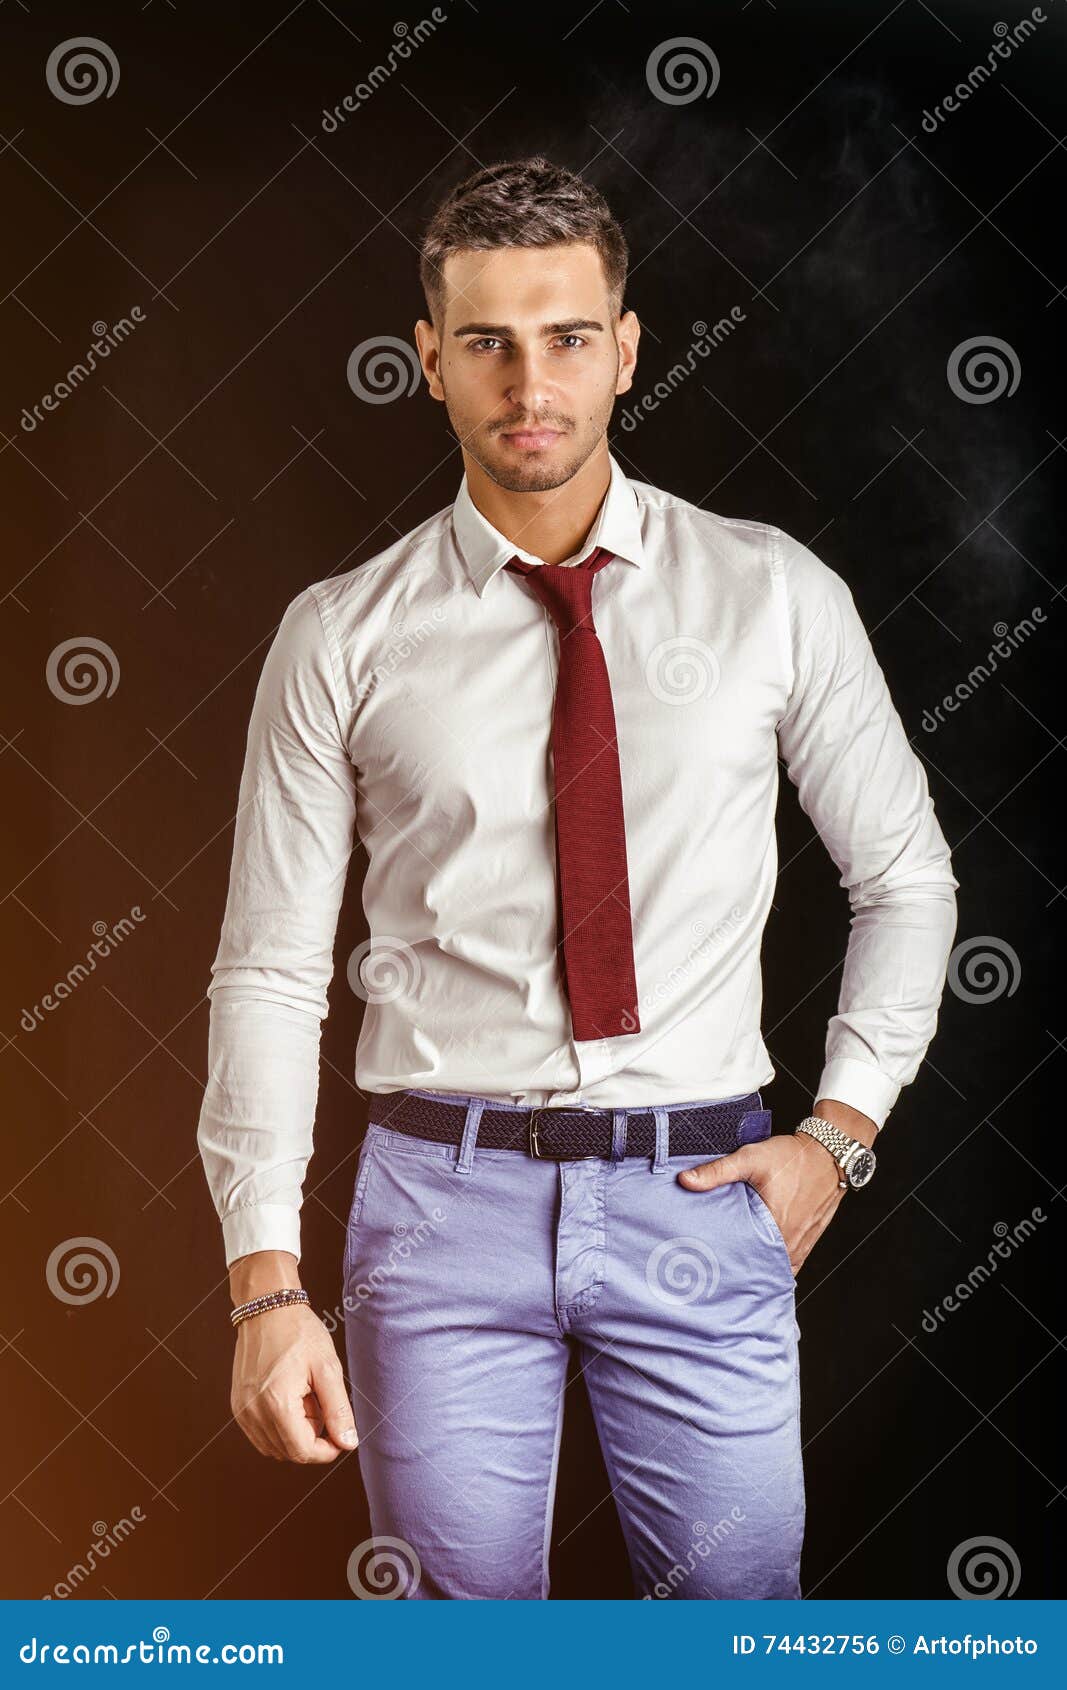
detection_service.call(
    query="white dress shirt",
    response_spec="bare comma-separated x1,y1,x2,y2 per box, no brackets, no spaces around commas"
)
197,451,959,1264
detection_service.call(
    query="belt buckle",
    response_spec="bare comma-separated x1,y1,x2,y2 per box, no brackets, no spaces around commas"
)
529,1106,573,1159
528,1107,549,1158
529,1105,601,1159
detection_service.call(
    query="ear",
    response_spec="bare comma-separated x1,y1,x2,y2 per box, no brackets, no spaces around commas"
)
615,307,640,397
414,318,445,402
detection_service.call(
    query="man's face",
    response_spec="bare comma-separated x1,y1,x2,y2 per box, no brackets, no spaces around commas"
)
416,242,638,493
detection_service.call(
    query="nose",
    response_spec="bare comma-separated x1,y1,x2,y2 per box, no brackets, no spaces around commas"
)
502,348,558,421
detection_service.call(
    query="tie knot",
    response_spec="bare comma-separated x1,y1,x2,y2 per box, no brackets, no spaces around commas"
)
504,546,615,633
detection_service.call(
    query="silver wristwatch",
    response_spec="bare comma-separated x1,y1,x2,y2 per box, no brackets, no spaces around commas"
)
795,1115,877,1191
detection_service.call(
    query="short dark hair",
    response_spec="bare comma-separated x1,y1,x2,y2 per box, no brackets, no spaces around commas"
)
419,154,628,328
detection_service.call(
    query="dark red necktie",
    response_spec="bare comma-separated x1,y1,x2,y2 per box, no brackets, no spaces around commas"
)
505,546,641,1040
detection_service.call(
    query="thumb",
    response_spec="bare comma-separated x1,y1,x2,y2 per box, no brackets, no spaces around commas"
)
310,1353,359,1451
678,1147,755,1191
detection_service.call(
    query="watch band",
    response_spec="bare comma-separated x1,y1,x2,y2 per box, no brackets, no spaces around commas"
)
795,1115,854,1189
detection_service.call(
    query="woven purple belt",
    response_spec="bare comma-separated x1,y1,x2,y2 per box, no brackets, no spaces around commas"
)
367,1089,771,1160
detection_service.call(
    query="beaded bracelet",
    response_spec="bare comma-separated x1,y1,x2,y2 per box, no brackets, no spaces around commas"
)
230,1287,310,1329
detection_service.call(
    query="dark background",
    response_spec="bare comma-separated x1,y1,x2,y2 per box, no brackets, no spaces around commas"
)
1,0,1062,1600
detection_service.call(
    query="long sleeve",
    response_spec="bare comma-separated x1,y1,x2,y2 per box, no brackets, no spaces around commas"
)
196,586,358,1266
774,530,959,1126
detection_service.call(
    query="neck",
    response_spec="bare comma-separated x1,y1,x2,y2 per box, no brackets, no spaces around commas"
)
462,442,611,565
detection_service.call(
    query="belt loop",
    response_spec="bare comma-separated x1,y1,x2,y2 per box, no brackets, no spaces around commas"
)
455,1097,485,1175
610,1109,628,1162
650,1106,670,1174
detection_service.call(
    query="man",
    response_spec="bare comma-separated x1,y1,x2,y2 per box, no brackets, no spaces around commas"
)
197,155,958,1600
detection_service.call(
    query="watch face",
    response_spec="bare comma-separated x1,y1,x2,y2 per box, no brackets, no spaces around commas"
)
848,1148,876,1188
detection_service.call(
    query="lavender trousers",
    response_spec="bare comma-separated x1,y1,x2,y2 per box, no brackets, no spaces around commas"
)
341,1088,804,1600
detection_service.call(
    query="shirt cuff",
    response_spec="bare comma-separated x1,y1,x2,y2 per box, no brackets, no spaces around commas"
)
221,1203,302,1269
814,1057,901,1129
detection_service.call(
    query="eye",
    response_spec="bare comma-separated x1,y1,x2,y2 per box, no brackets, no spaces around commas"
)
553,334,587,350
468,337,507,353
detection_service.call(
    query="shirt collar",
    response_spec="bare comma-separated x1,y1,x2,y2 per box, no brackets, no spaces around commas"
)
452,450,645,597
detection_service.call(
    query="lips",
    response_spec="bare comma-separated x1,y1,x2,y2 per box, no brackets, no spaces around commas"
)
500,428,563,449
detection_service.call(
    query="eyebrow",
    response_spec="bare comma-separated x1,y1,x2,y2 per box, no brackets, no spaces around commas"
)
450,318,606,338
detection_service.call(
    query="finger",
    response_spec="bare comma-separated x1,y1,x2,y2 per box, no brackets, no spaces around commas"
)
232,1379,288,1460
234,1405,287,1461
309,1352,359,1451
266,1380,343,1465
245,1421,286,1460
235,1374,297,1462
677,1147,755,1191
